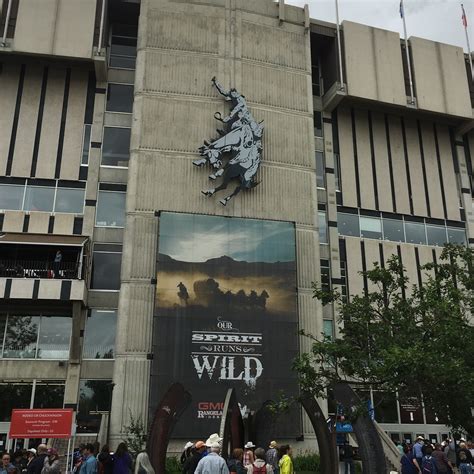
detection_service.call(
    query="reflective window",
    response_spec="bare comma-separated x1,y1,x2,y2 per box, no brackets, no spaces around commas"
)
33,382,65,409
102,127,131,167
447,227,466,245
0,184,24,210
110,24,137,70
83,310,117,359
55,188,85,214
24,186,55,212
0,383,33,421
405,221,427,245
2,315,40,358
360,216,382,240
320,260,330,292
91,248,122,290
338,213,360,237
37,316,71,359
96,191,126,227
107,84,134,113
82,124,92,165
0,314,5,354
314,112,323,137
316,152,325,188
77,379,112,433
426,225,448,247
383,219,404,242
334,153,341,191
319,211,328,243
323,320,333,340
373,391,399,424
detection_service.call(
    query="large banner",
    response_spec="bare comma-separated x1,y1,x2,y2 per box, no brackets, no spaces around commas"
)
150,212,301,438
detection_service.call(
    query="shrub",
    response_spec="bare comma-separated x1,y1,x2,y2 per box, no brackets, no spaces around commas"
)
165,456,181,474
292,452,320,472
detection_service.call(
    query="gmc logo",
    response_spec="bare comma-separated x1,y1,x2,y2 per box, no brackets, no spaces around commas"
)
198,402,224,410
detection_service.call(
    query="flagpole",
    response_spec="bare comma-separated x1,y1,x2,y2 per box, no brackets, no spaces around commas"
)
401,0,415,105
462,4,473,81
335,0,345,91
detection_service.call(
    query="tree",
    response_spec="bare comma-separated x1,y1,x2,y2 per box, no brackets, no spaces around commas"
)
125,411,147,456
294,244,474,435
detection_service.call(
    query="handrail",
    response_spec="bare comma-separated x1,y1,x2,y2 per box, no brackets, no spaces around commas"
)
1,0,13,46
0,259,80,279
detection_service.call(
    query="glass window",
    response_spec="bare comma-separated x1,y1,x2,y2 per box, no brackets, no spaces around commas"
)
2,315,40,359
0,383,33,421
82,124,92,165
314,112,323,138
37,316,71,359
102,127,131,167
96,191,126,227
319,211,328,244
360,216,382,240
0,314,5,355
83,310,117,359
383,218,404,242
91,250,122,290
323,319,333,340
316,152,325,188
55,188,85,214
0,184,25,210
107,84,134,113
110,36,137,69
23,186,55,212
405,221,427,245
338,213,360,237
33,382,65,409
320,261,330,292
77,379,113,433
334,153,341,191
447,227,466,245
426,225,448,247
373,391,399,424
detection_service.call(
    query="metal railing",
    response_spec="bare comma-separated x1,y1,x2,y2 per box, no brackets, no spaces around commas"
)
0,259,80,279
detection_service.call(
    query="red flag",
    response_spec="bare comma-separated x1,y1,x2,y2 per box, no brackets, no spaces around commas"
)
462,4,468,27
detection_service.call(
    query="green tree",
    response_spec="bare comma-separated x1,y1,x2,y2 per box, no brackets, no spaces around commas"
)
295,244,474,434
125,412,147,456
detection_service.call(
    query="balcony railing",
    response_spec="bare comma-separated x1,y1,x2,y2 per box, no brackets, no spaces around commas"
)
0,259,80,279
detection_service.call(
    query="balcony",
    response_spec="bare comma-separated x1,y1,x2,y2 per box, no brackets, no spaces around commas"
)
0,259,80,279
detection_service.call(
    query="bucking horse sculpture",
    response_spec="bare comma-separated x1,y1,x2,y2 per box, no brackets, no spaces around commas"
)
193,77,263,206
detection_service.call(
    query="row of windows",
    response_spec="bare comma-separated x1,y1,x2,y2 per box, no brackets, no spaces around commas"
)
0,311,116,360
0,182,84,214
338,211,466,246
109,24,137,70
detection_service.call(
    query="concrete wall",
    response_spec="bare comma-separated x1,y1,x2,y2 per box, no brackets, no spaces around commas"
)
13,0,97,59
410,37,472,118
342,21,406,106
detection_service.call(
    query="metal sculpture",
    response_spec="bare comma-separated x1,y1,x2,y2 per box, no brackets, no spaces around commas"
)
219,388,245,459
194,77,263,206
147,383,192,473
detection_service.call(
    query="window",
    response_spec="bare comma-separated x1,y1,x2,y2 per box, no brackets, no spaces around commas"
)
323,320,334,340
24,186,55,212
107,84,134,113
0,184,24,210
55,188,85,214
110,24,137,69
91,244,122,290
102,127,131,167
320,260,330,292
340,260,348,302
37,316,72,359
426,225,447,247
360,216,382,240
315,152,325,188
83,310,117,359
373,391,399,424
405,221,427,245
318,211,328,243
2,315,40,358
447,227,466,245
82,124,92,165
312,64,321,97
338,213,360,237
77,379,113,433
383,218,404,242
0,383,33,421
314,111,323,138
334,153,341,191
33,381,65,409
96,190,126,227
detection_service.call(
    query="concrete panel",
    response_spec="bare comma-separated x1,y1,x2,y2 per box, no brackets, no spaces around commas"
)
343,21,405,105
87,290,120,308
337,106,358,207
354,109,375,210
70,280,86,301
53,0,96,59
80,360,114,379
93,227,124,244
410,37,471,118
0,279,5,298
37,279,62,299
60,68,88,180
0,63,20,175
296,228,320,289
404,117,427,217
387,115,410,214
9,279,34,299
298,291,321,353
104,113,133,128
11,64,43,177
381,241,399,264
371,111,393,212
420,121,444,219
3,211,25,232
28,212,50,233
53,213,75,234
417,246,435,284
99,167,129,184
0,360,67,379
36,67,66,179
345,236,364,297
363,239,380,292
399,243,418,295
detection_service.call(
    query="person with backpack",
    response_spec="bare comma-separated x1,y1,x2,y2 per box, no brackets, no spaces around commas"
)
422,447,438,474
432,443,453,473
227,449,246,474
457,443,473,474
401,444,420,474
246,449,272,474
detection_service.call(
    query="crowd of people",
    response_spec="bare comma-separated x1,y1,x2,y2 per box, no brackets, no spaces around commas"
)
181,435,293,474
398,436,474,474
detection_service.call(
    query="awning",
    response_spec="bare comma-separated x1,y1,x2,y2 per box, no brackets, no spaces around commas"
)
0,232,88,246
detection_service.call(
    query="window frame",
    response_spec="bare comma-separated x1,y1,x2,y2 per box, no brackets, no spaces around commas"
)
95,188,127,228
101,125,132,169
106,83,134,114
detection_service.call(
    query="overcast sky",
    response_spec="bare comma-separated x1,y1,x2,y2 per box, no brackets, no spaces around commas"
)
287,0,473,51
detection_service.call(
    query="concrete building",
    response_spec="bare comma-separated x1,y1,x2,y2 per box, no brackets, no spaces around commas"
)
0,0,472,454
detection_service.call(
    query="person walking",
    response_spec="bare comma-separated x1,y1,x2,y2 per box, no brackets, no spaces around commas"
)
457,443,473,474
134,452,154,474
421,447,438,474
432,444,453,474
112,444,131,474
227,449,246,474
278,446,293,474
1,453,16,474
42,449,60,474
98,446,114,474
243,444,255,468
246,448,273,474
265,442,278,474
195,443,229,474
413,437,425,471
401,444,419,474
28,445,48,474
183,442,207,474
80,445,97,474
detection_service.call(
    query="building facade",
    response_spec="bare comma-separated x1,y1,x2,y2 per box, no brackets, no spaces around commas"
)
0,0,472,453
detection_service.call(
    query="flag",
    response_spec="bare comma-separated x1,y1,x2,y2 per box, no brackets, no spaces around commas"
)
461,4,468,27
399,0,404,18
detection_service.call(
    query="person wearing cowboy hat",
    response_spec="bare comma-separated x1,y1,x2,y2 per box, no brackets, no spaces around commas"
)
266,442,279,474
243,443,255,467
206,434,223,448
195,443,229,474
